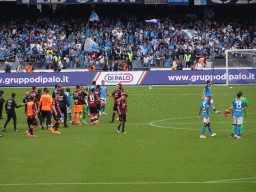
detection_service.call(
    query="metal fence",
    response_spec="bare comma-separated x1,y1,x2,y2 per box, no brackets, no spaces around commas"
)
2,58,255,72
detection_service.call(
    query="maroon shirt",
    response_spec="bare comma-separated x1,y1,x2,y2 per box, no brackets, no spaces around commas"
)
88,93,98,108
95,89,101,105
30,91,39,104
52,99,60,114
117,98,127,114
120,88,125,96
73,90,85,105
112,89,121,104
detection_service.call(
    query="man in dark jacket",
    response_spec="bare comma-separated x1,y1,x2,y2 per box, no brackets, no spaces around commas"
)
4,62,11,73
0,89,5,120
3,93,24,132
113,61,118,71
58,88,70,128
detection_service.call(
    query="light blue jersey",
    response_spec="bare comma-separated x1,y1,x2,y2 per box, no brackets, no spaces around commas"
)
89,85,96,93
232,99,245,117
204,85,211,97
100,86,107,98
64,92,72,106
200,100,210,117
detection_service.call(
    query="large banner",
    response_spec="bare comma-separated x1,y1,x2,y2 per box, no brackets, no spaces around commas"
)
195,0,256,5
0,72,95,87
141,70,256,85
167,0,189,5
92,71,148,85
17,0,141,4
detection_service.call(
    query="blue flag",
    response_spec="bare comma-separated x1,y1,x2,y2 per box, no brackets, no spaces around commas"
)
145,19,160,25
89,11,99,22
181,30,197,40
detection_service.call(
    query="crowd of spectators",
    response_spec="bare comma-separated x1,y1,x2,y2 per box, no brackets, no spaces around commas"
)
0,15,256,70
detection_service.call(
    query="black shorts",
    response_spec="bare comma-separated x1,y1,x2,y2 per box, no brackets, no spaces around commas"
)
97,104,101,112
119,114,126,122
53,113,61,121
90,107,97,114
27,116,37,127
113,104,118,111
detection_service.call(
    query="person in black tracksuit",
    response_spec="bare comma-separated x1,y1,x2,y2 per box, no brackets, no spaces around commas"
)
59,88,70,128
0,89,5,120
3,93,24,132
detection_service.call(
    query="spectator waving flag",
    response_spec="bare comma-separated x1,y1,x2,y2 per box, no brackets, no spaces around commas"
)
89,11,99,22
181,30,197,40
145,19,160,25
84,38,99,53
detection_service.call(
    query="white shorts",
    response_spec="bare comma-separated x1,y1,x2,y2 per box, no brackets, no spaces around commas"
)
101,97,106,104
205,97,213,103
233,116,243,125
203,117,210,124
67,106,71,114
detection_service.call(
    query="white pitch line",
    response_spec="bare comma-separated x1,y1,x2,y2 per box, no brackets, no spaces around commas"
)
0,177,255,186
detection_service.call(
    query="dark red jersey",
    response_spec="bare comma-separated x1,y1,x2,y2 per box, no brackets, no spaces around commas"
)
88,93,98,108
120,88,125,96
117,98,127,114
95,89,101,105
30,91,39,104
73,90,85,105
52,99,61,114
112,89,121,104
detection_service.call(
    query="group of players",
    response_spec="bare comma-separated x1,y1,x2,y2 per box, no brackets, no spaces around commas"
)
198,80,248,139
0,81,129,138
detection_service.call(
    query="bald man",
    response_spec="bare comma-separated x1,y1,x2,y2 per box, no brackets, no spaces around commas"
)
23,92,30,114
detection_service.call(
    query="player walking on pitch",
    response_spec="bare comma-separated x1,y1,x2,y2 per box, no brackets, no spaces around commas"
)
100,80,107,115
198,96,216,138
228,91,248,137
202,80,220,114
107,84,122,123
87,88,100,125
51,92,62,134
117,94,129,133
25,96,38,138
225,92,246,139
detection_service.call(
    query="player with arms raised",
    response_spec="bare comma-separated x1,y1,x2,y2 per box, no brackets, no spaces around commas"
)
202,80,220,114
117,94,129,133
198,96,216,138
225,92,246,139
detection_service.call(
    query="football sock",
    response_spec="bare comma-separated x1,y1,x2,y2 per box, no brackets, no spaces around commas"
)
72,113,76,121
62,114,64,121
240,124,244,134
234,125,237,135
231,125,235,134
214,109,217,113
118,124,121,130
102,105,105,113
122,122,125,132
112,113,115,121
86,107,89,113
68,114,72,121
83,112,86,121
55,123,59,131
29,128,33,135
237,125,241,136
76,114,80,123
53,122,57,128
208,126,213,135
201,126,206,135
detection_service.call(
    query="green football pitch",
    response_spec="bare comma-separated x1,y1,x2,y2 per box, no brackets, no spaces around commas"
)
0,85,255,192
